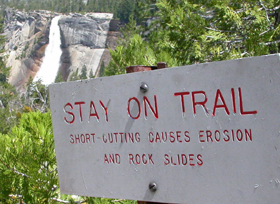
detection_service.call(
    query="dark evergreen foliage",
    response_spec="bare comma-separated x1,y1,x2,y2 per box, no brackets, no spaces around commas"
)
0,0,137,22
106,0,280,75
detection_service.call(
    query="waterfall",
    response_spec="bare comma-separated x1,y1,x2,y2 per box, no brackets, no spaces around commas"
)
33,16,62,85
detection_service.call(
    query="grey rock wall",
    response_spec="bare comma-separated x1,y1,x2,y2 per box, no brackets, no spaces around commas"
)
3,8,119,90
59,13,112,48
58,13,114,81
4,8,56,89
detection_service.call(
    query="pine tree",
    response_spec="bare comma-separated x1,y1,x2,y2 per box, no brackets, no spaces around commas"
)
98,61,105,77
0,16,18,134
54,72,64,83
0,111,58,203
69,68,80,81
80,65,87,79
116,0,136,23
89,68,95,78
106,0,280,75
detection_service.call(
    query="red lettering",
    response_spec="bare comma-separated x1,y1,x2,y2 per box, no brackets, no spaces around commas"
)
231,129,235,141
135,154,140,164
114,133,118,142
108,133,113,143
109,154,115,163
91,133,95,143
245,129,252,141
64,103,75,124
199,129,252,143
170,156,177,165
238,87,257,115
155,132,160,143
199,130,205,142
206,130,213,142
127,133,134,143
135,132,141,142
149,131,191,143
127,97,141,119
169,131,175,143
164,154,203,166
148,154,154,164
80,134,85,143
213,89,230,116
177,154,181,165
192,91,208,115
143,95,159,119
69,133,95,144
184,131,190,142
99,100,109,122
162,132,167,142
214,130,221,142
181,154,187,165
104,154,120,164
223,130,230,142
236,129,243,141
85,134,90,143
128,154,153,165
142,154,147,164
102,134,107,143
70,134,74,144
231,88,237,114
197,154,203,166
75,134,80,143
74,101,85,122
119,132,124,143
189,154,195,166
128,154,134,164
104,154,109,164
174,92,190,114
89,101,99,121
115,154,121,164
164,154,170,165
176,131,182,143
149,132,154,143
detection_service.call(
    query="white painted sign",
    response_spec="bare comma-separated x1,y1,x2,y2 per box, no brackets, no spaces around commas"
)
49,54,280,203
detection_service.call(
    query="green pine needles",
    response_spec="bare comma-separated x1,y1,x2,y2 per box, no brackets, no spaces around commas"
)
105,0,280,75
0,110,137,203
0,111,57,203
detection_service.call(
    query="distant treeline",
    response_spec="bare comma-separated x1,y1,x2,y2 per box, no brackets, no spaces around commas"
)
0,0,139,22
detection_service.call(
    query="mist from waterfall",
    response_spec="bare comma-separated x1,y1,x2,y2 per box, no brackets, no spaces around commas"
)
33,16,62,85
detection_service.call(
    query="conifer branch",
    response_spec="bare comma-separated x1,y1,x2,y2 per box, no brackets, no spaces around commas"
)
259,0,274,29
51,198,85,203
0,158,30,178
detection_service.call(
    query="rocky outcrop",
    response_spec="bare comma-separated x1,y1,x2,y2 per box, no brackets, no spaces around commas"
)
3,8,120,89
4,8,57,89
58,13,114,81
59,13,112,49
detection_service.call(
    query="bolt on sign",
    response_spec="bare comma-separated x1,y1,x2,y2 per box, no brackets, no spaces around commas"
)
49,54,280,203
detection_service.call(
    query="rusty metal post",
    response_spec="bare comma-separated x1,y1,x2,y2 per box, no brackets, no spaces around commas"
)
126,65,154,73
125,63,171,204
126,63,168,73
156,62,168,69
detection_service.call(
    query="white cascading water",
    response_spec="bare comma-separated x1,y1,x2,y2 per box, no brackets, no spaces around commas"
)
33,16,62,85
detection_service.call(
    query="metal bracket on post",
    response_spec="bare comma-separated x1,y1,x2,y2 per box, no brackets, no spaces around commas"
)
125,63,171,204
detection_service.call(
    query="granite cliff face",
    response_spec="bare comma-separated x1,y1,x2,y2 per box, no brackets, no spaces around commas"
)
3,8,121,89
4,8,54,88
59,13,111,48
58,13,116,81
